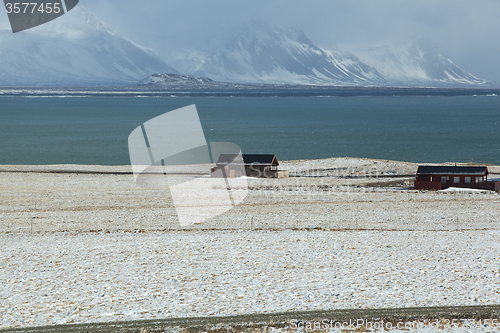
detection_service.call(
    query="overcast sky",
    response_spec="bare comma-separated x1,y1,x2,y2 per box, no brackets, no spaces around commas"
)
1,0,500,83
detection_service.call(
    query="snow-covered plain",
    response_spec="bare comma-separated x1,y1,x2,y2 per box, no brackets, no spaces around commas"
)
1,230,500,329
1,158,500,330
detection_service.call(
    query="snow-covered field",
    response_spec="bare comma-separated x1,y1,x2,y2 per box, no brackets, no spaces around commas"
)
1,158,500,233
1,230,500,329
1,158,500,330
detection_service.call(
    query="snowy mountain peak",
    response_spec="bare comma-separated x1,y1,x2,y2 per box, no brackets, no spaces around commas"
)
354,41,493,86
0,6,178,87
167,22,495,88
234,21,316,51
168,21,381,85
30,6,113,36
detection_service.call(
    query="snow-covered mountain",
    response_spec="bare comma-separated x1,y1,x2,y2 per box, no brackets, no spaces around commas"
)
354,42,492,87
138,73,216,88
0,7,178,87
167,22,495,88
168,22,383,86
1,9,492,88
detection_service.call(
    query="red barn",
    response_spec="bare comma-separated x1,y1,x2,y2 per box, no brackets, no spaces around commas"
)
414,165,500,191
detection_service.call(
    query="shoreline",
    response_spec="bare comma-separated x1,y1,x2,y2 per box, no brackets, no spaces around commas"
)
0,156,498,172
2,86,500,98
1,157,500,233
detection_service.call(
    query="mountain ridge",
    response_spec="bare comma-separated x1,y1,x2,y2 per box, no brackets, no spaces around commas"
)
169,21,384,86
0,10,495,88
353,42,491,87
0,6,178,87
167,22,496,88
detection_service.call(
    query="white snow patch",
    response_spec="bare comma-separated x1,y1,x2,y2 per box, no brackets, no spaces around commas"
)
1,230,499,329
440,187,488,193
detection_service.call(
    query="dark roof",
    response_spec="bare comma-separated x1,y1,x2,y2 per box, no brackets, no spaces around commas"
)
416,166,488,176
216,154,279,166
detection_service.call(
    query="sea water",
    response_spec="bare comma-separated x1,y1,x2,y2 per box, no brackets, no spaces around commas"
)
0,95,499,165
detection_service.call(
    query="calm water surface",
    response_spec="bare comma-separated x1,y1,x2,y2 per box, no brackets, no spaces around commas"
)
0,95,499,165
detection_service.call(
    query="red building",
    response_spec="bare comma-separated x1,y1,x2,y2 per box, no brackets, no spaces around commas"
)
414,166,500,191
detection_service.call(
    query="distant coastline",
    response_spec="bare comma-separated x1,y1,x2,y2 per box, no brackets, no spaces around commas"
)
1,86,500,98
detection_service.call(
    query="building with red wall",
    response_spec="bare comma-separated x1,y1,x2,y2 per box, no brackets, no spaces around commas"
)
414,166,500,191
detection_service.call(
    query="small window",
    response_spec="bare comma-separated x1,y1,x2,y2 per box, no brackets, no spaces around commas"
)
441,176,447,183
465,177,471,183
476,177,483,183
454,177,460,183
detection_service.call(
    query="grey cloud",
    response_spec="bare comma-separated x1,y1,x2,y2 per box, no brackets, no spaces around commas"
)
1,0,499,82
